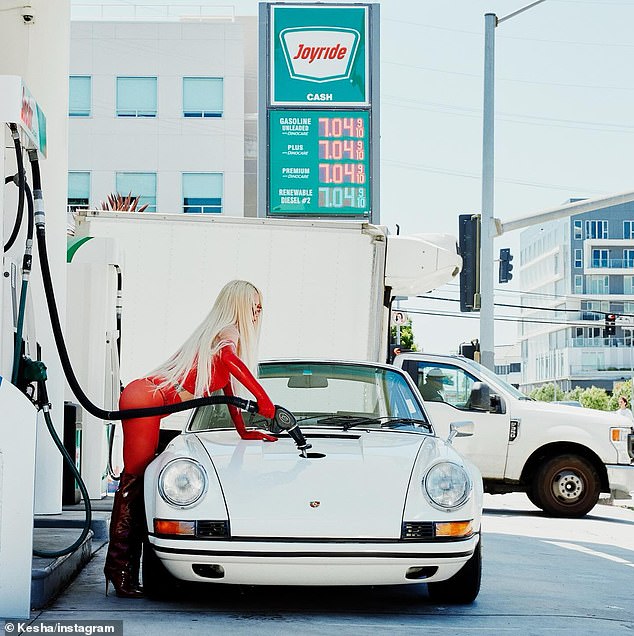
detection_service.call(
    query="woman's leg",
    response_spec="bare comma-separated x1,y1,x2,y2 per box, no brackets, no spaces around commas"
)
104,379,164,598
119,379,165,475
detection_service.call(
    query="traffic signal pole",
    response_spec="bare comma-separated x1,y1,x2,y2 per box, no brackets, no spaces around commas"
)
479,13,496,370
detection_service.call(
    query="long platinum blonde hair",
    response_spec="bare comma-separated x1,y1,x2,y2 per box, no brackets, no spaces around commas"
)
150,280,263,396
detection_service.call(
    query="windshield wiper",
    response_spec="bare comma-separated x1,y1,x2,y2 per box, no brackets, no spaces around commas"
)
316,415,375,429
376,417,433,433
316,415,431,432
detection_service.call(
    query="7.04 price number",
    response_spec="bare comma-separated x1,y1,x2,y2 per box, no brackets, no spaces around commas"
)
319,163,366,184
319,187,367,210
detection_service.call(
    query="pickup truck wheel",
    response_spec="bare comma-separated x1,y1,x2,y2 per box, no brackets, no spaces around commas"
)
535,454,600,518
427,539,481,604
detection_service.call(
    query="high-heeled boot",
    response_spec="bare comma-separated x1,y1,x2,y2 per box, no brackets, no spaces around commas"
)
104,473,145,598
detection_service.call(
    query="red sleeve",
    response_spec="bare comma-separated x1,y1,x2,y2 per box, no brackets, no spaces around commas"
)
218,346,276,419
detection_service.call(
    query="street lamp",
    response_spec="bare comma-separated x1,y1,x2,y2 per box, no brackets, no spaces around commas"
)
479,0,548,370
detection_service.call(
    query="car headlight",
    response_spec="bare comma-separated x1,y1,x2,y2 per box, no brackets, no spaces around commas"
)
423,462,471,510
158,459,208,508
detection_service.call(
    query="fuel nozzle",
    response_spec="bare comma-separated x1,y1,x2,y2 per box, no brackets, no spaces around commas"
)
273,405,312,457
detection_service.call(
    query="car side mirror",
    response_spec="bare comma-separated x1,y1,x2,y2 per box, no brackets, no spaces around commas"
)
448,420,474,444
468,382,492,411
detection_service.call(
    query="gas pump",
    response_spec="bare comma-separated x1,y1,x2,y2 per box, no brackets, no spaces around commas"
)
66,236,123,498
0,75,45,619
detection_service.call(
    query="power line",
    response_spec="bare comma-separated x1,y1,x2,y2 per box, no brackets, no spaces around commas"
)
416,294,623,316
443,282,634,304
402,307,617,329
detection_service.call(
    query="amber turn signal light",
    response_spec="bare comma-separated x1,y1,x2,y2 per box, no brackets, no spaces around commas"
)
434,520,473,538
154,519,196,536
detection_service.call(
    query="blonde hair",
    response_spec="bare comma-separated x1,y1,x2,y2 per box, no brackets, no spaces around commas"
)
150,280,262,396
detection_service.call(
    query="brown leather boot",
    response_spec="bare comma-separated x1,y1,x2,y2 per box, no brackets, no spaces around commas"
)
104,473,145,598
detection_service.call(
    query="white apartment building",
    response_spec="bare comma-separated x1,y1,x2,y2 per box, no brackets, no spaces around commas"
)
519,201,634,393
68,8,258,217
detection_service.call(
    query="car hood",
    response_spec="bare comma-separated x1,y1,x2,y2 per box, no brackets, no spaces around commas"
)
512,399,621,428
193,429,432,539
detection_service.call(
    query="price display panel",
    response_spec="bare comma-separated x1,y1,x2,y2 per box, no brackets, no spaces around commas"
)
268,109,370,217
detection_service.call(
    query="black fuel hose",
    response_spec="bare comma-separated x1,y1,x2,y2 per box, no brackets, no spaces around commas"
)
33,379,92,558
4,124,26,253
29,155,260,422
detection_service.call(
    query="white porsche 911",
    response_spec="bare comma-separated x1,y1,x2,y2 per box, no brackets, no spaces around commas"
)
143,360,484,604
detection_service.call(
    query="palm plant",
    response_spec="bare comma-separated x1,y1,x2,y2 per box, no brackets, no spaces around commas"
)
100,192,149,213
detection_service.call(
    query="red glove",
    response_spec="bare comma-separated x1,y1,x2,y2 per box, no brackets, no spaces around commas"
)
218,346,276,419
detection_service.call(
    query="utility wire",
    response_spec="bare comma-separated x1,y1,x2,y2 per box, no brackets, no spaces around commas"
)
443,282,634,304
402,307,620,329
416,294,633,317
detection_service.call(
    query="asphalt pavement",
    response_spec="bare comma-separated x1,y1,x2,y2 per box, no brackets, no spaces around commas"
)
11,493,634,635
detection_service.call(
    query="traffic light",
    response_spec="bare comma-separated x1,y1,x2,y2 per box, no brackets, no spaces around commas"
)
499,248,514,284
458,214,481,312
603,313,617,337
459,339,480,362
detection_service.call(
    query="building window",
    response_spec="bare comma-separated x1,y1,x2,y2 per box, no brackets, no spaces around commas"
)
183,77,223,118
624,249,634,267
625,221,634,239
585,220,608,239
574,275,583,294
574,249,582,268
586,275,609,295
68,171,90,209
182,173,223,213
573,220,582,240
624,276,634,295
591,248,609,268
69,76,91,117
115,172,156,212
116,77,157,117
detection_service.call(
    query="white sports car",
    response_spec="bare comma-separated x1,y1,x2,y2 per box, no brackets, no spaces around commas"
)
143,360,484,603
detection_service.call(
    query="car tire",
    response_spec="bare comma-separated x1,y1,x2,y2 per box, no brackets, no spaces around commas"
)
142,539,183,599
535,454,600,518
427,538,481,604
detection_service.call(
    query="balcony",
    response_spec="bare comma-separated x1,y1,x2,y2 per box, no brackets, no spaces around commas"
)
590,258,634,269
570,337,631,348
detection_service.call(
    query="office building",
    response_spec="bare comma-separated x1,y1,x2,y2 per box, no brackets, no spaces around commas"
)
519,200,634,393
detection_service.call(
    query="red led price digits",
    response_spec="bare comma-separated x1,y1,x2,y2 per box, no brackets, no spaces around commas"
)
319,163,366,184
318,117,364,138
318,139,362,160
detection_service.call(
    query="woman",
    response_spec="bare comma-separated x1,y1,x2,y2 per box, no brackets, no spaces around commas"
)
615,395,634,425
104,280,277,598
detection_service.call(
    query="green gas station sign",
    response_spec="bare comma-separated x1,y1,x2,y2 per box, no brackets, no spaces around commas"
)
269,109,370,216
270,4,369,106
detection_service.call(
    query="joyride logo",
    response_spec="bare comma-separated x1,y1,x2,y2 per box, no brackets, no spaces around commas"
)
280,27,360,83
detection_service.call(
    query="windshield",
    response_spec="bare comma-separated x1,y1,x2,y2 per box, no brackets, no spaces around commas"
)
188,362,430,432
460,357,531,400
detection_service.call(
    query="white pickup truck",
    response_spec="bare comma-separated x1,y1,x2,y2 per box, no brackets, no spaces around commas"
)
393,352,634,517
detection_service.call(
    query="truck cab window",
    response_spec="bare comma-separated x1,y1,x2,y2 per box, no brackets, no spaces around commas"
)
416,363,478,410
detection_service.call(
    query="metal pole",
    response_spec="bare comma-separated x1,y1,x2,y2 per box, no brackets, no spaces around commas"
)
498,0,547,25
479,2,548,371
620,325,634,413
479,13,496,370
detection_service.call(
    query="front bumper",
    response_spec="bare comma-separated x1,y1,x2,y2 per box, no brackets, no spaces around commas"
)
148,534,480,586
607,463,634,499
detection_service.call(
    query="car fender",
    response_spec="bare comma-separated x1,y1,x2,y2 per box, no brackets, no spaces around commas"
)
144,433,228,532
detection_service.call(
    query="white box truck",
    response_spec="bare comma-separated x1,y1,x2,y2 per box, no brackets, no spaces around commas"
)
393,351,634,518
70,211,460,434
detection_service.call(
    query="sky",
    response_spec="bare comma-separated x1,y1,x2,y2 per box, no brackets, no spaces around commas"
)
72,0,634,356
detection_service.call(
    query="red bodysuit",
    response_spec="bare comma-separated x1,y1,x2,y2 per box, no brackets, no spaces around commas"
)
119,343,276,475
